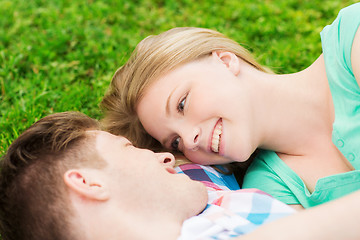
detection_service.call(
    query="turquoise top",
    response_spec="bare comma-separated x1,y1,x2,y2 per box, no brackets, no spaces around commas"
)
243,3,360,208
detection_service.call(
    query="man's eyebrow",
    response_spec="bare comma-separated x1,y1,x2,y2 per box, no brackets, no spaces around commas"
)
166,86,177,117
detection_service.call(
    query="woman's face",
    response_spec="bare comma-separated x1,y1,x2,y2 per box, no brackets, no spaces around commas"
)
137,52,258,164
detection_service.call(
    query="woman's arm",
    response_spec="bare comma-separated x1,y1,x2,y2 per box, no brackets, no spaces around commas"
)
237,190,360,240
351,27,360,87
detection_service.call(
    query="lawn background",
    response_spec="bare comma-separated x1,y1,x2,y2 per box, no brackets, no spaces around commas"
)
0,0,359,238
2,0,360,156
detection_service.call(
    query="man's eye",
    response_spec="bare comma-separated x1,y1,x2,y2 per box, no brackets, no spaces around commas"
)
177,95,187,113
171,137,181,151
125,142,133,147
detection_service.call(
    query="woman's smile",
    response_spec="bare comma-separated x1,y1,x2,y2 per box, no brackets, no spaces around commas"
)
210,118,223,153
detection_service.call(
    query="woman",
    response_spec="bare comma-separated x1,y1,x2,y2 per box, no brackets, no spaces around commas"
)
101,3,360,209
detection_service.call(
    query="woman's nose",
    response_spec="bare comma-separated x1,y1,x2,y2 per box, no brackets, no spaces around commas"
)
156,152,175,167
182,127,200,151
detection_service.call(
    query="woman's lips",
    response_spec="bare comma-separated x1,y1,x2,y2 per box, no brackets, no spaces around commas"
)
211,119,222,153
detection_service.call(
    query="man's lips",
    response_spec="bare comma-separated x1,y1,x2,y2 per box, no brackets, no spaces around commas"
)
166,167,177,174
210,118,222,153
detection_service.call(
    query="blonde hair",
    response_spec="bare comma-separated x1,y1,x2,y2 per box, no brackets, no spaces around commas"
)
101,27,270,152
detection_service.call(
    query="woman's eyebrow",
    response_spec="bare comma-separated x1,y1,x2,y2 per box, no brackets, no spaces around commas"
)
166,87,178,117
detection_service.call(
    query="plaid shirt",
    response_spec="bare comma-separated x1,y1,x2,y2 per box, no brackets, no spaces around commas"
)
176,164,295,239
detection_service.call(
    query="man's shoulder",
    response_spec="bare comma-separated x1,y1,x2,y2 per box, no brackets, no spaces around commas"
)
179,189,295,239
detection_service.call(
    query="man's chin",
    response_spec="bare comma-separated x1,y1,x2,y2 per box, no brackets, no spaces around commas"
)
198,184,209,212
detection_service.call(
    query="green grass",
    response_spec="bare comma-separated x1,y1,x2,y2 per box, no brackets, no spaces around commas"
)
0,0,359,238
1,0,358,155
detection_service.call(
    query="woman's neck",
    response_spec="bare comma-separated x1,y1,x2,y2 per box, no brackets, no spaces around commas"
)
249,54,333,155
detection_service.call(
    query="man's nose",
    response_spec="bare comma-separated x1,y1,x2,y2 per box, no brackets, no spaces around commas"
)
156,152,175,167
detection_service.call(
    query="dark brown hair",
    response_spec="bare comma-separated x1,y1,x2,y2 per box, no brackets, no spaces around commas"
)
0,112,103,240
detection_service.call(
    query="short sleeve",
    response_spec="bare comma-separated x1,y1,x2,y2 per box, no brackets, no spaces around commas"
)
321,3,360,76
242,158,300,205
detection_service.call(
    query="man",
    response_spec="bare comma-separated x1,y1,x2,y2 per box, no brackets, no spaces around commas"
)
0,112,359,240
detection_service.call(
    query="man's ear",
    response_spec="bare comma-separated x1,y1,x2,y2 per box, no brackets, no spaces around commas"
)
64,169,109,201
212,51,241,76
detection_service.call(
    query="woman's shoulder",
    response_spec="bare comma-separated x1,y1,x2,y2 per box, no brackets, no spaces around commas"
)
321,3,360,40
339,2,360,15
320,3,360,90
243,150,284,186
242,150,301,205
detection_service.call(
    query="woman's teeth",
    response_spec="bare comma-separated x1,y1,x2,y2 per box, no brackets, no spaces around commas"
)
211,121,222,153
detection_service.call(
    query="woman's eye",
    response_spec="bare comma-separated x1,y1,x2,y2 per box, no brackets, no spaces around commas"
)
171,137,181,151
177,95,187,113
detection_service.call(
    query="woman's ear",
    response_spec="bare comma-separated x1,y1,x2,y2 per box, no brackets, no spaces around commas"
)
212,51,241,76
64,169,109,201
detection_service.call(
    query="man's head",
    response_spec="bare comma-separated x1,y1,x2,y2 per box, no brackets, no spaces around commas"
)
0,112,102,240
0,112,207,240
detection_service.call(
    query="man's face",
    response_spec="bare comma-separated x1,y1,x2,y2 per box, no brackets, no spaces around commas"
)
92,131,208,219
